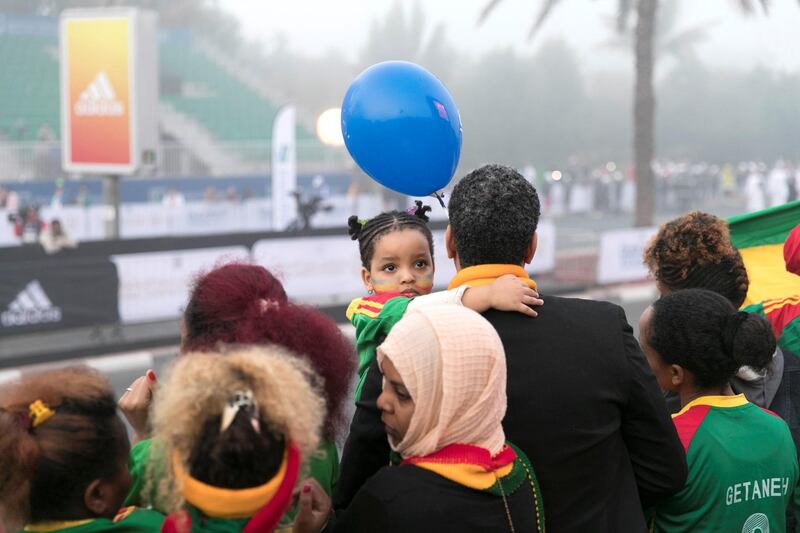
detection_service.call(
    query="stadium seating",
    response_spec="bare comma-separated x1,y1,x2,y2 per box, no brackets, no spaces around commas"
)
0,33,60,141
0,16,317,149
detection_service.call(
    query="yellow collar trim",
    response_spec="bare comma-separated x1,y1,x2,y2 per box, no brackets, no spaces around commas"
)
24,519,94,532
448,264,537,291
674,394,749,417
173,449,288,519
412,461,514,490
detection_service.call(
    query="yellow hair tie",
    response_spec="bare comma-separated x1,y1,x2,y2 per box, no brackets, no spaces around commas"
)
29,400,55,428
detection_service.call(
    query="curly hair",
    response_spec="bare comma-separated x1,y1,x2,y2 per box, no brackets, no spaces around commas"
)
147,345,325,513
646,289,775,388
347,200,434,269
0,367,128,528
448,164,541,268
182,262,356,440
643,211,749,307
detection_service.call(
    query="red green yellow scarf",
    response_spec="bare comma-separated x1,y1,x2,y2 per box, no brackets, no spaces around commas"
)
402,443,546,531
403,443,522,496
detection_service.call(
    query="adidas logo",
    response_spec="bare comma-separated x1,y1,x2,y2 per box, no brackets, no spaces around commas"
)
74,71,125,116
1,281,62,327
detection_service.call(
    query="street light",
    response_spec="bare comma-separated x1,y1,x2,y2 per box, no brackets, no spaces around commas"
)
316,108,345,147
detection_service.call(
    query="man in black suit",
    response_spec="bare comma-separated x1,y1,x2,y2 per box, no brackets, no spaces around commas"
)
335,164,687,532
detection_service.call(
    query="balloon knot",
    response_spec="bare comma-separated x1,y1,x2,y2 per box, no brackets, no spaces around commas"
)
431,191,446,208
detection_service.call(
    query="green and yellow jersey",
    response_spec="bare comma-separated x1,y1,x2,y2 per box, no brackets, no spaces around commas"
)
651,394,800,532
346,292,414,401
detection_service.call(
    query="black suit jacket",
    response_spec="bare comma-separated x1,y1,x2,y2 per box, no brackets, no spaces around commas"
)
335,295,688,532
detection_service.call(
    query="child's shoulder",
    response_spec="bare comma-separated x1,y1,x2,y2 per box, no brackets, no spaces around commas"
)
346,292,413,321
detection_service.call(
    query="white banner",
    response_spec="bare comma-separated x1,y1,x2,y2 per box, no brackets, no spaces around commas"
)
112,246,249,323
0,195,392,247
271,105,297,231
252,236,364,306
596,226,657,285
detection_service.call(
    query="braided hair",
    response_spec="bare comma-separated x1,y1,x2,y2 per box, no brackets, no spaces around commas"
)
646,289,775,389
348,201,434,268
643,211,750,307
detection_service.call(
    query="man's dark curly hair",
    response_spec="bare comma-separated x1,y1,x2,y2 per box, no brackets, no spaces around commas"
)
448,164,541,268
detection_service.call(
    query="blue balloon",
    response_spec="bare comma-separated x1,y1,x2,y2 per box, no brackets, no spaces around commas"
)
341,61,462,197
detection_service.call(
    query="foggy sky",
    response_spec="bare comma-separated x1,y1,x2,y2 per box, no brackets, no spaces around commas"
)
224,0,800,74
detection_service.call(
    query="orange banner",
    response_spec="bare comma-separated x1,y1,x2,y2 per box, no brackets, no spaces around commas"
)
65,17,131,166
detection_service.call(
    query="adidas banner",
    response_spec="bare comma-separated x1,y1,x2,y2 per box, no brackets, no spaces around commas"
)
0,256,119,336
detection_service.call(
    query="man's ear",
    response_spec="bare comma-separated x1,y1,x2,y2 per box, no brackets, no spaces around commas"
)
360,267,373,293
445,225,456,260
523,232,538,265
445,225,462,271
84,479,112,516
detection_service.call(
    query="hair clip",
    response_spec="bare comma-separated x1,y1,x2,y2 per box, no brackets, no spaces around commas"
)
258,298,280,314
406,201,432,222
221,390,260,434
29,400,55,428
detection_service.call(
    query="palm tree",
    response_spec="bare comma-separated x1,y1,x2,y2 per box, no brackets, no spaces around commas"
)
480,0,777,227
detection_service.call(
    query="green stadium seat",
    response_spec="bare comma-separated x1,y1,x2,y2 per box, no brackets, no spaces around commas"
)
0,29,324,162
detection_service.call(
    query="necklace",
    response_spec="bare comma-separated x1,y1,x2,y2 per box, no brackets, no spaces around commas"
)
495,459,544,533
520,457,544,532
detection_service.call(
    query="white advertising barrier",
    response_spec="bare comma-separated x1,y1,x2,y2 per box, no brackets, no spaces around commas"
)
42,205,107,241
119,200,274,238
250,221,558,309
312,194,383,228
252,236,364,306
0,194,401,245
112,246,250,323
596,226,658,285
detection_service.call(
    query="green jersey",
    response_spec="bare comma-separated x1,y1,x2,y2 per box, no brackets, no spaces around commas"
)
651,394,800,533
346,293,413,401
21,508,163,533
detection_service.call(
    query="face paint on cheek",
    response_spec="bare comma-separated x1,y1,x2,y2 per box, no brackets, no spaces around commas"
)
415,273,434,293
371,276,400,293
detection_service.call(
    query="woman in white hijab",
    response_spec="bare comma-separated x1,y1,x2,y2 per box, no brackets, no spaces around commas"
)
299,304,546,533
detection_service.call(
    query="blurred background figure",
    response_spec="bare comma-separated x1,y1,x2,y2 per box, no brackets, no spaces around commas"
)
39,218,76,254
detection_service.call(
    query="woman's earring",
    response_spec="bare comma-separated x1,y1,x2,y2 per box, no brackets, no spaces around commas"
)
368,288,375,295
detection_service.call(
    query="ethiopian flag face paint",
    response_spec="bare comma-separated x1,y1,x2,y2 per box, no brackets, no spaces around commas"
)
729,200,800,307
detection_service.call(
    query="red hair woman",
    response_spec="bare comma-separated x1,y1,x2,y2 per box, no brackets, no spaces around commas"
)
121,263,356,530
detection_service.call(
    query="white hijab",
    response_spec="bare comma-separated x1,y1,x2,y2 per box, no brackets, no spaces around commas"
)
377,304,507,458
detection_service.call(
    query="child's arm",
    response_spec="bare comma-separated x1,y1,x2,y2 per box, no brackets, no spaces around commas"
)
407,274,543,317
461,274,542,317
